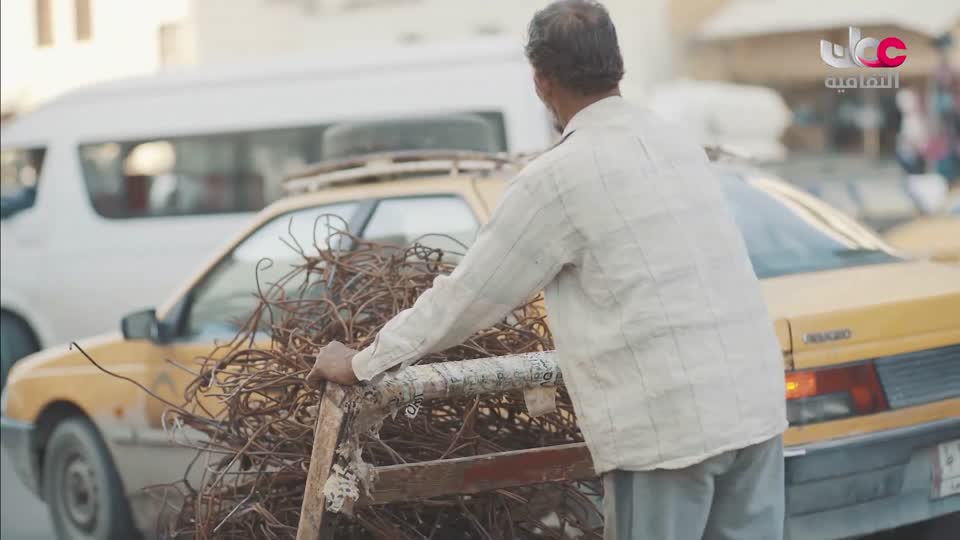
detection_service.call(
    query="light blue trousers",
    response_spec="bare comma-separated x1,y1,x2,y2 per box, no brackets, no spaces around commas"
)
602,435,785,540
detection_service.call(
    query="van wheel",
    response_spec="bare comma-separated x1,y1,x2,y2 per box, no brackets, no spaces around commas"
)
0,312,39,387
42,417,140,540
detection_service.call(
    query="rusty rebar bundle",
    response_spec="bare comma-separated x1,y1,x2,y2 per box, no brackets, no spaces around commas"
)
148,221,600,539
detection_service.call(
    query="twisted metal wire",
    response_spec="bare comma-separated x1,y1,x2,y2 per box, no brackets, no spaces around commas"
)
114,219,600,539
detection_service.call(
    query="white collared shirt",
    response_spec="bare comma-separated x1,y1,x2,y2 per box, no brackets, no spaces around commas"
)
352,96,787,472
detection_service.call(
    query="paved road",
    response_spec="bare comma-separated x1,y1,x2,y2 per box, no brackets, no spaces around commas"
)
1,441,55,540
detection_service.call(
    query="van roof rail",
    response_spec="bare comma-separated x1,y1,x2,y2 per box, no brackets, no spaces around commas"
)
283,150,519,194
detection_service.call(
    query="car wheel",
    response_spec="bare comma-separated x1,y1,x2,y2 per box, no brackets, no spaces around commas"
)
0,312,40,387
42,417,140,540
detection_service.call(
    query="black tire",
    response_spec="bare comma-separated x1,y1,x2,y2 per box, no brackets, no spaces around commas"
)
42,417,140,540
0,312,40,388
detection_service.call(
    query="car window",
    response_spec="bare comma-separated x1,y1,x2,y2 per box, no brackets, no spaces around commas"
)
362,196,479,260
185,202,358,338
721,173,899,279
0,147,45,219
851,177,919,217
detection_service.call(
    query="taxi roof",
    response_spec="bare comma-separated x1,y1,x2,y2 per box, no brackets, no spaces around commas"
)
283,150,521,194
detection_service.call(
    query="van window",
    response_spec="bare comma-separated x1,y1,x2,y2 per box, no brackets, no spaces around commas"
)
474,111,509,152
78,112,506,219
1,148,45,196
0,147,46,219
78,126,327,219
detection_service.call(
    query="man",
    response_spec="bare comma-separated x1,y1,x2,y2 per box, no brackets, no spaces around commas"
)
308,1,787,538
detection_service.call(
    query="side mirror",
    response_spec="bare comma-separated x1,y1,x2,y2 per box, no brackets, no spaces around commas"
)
121,309,164,342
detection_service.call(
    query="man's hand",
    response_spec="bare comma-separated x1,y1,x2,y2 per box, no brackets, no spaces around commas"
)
306,341,360,387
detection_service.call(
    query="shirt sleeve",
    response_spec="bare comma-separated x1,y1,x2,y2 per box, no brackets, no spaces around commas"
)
351,167,577,381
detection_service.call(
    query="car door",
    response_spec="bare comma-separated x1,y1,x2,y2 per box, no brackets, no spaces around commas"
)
141,201,366,434
139,188,488,448
124,187,489,493
99,200,367,498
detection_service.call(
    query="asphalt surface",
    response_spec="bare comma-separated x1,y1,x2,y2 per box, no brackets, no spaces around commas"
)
1,440,55,539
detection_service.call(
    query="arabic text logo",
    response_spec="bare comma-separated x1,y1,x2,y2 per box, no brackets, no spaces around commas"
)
820,27,907,69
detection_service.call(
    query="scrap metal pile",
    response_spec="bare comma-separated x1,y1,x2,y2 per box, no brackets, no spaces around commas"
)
158,222,601,539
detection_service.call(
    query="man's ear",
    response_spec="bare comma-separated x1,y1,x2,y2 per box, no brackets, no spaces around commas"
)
533,71,553,100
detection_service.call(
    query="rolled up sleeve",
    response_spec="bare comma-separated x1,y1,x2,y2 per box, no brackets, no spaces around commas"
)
352,169,576,381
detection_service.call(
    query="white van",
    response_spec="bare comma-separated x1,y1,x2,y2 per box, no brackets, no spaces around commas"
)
0,38,552,381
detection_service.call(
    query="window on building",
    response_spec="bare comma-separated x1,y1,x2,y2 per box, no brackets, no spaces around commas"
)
158,22,184,66
36,0,53,47
361,196,479,259
75,0,92,41
185,202,359,337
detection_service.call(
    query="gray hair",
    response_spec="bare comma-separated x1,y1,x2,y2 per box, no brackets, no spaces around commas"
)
525,0,625,95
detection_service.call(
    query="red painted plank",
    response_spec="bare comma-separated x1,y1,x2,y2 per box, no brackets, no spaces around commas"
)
363,442,596,505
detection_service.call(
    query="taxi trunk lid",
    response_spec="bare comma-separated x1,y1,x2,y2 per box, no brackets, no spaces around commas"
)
762,260,960,411
761,261,960,370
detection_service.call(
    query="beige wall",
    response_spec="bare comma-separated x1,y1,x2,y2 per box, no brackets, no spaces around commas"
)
671,0,728,35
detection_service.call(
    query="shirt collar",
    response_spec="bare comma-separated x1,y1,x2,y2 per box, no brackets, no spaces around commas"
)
560,95,630,139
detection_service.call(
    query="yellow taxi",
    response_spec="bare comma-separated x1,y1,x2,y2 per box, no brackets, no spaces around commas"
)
2,150,959,540
884,187,960,263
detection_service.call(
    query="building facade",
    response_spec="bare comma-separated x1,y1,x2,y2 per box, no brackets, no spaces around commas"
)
1,0,726,118
0,0,192,117
687,1,960,158
4,0,955,165
188,0,715,100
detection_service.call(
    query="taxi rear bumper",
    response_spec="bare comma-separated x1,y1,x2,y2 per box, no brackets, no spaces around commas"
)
784,417,960,540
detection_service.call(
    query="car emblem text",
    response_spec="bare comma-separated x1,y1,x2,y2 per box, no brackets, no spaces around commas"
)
803,328,853,344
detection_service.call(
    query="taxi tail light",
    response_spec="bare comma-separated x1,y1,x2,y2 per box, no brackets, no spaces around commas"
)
785,363,888,425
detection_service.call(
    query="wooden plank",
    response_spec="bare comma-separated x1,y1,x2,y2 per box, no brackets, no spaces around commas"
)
361,442,595,505
296,384,348,540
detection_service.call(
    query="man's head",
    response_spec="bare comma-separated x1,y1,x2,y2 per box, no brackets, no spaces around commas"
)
525,0,625,132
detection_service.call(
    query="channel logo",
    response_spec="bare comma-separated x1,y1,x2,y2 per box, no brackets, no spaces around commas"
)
820,26,907,69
